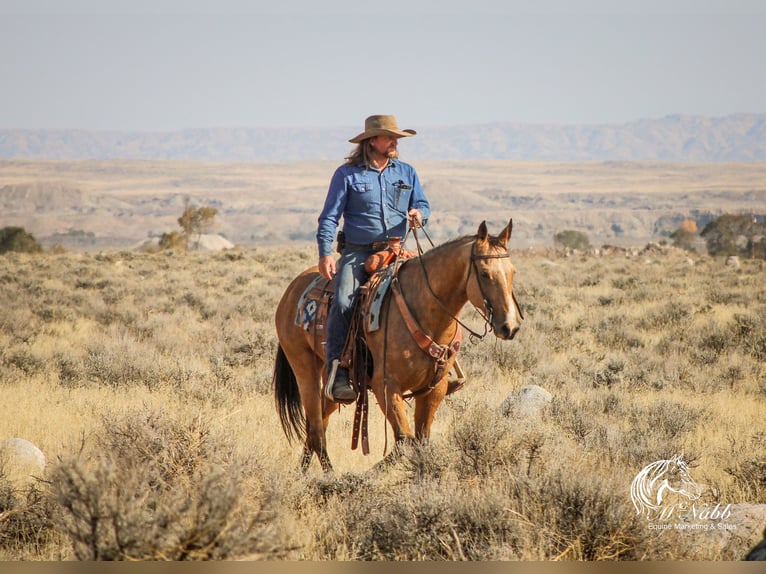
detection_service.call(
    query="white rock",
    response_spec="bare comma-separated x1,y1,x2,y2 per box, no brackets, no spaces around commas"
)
0,438,46,488
499,384,552,419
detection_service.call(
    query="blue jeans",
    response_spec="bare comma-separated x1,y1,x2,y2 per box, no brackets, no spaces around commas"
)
325,248,373,371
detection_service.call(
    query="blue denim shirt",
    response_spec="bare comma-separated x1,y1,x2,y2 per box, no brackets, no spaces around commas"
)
316,158,430,257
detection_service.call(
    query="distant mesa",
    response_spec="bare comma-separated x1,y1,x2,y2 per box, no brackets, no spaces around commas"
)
1,114,765,162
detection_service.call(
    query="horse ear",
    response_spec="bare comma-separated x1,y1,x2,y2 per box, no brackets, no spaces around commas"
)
498,218,513,247
477,221,489,242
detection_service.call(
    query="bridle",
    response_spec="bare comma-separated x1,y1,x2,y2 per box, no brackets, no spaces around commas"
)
405,225,523,342
375,224,523,453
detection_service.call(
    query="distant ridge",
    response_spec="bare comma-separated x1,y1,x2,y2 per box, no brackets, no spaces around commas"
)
1,114,765,162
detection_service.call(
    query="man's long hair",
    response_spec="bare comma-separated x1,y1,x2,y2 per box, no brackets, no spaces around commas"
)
345,139,399,168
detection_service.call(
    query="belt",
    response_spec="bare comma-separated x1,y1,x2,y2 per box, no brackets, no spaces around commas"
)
344,237,402,251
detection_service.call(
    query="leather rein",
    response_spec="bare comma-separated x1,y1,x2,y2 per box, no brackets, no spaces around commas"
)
362,226,521,456
389,226,520,399
409,225,521,341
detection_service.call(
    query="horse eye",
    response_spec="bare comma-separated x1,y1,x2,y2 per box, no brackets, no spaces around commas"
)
480,270,490,279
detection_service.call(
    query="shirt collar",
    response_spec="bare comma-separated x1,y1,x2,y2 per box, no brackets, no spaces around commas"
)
358,158,399,171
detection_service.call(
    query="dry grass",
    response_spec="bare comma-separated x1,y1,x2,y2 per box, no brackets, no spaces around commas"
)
0,243,764,561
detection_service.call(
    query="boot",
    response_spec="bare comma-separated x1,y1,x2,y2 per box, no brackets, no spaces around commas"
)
324,360,357,403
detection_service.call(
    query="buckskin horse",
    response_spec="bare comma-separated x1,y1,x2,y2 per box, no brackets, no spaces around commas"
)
273,220,523,471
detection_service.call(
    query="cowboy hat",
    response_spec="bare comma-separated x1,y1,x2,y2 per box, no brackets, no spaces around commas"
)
349,115,417,144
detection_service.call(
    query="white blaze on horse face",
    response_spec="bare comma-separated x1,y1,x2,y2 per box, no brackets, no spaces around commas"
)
496,262,522,339
476,256,520,340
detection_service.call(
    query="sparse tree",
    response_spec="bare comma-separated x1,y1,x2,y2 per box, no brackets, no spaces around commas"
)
0,226,43,254
554,229,591,251
177,201,218,250
670,225,697,252
158,231,186,251
700,213,765,259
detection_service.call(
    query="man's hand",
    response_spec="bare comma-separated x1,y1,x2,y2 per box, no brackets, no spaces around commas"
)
408,208,423,228
318,255,337,280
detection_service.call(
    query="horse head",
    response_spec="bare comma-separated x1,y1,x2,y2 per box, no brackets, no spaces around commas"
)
467,219,523,340
658,454,702,505
631,454,702,516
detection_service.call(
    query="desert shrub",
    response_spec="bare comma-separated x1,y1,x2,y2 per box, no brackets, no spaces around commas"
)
158,230,186,251
448,401,518,478
731,311,766,361
549,396,595,443
0,227,43,255
400,441,453,482
686,319,733,366
593,315,644,350
629,400,704,441
83,334,162,389
590,355,626,389
0,479,56,558
725,459,766,503
507,469,648,560
315,477,518,560
637,300,692,331
4,347,47,376
50,407,290,560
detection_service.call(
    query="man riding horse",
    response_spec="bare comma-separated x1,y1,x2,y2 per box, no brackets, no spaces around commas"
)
316,115,430,403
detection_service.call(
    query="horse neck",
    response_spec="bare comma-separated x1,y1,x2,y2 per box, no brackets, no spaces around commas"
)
398,238,473,335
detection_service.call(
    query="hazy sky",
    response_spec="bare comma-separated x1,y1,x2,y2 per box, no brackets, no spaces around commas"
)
1,0,764,131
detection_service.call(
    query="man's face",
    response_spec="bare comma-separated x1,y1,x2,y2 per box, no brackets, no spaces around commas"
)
369,135,399,158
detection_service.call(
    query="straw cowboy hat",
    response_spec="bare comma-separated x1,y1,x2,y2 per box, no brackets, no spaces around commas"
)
349,115,417,144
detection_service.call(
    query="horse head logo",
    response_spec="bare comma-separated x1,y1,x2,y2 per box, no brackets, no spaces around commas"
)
630,454,702,518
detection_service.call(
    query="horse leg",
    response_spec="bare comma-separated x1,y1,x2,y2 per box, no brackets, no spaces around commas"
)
317,397,339,472
287,355,337,472
413,382,447,441
370,378,416,443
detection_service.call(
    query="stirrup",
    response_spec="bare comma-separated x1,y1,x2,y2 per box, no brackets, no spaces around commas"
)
324,359,340,401
446,378,465,396
446,359,466,395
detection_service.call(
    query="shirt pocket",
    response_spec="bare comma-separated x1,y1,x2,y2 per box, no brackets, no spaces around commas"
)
348,177,372,194
389,182,412,213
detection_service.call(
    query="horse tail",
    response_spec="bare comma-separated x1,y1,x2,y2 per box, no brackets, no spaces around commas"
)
273,344,305,444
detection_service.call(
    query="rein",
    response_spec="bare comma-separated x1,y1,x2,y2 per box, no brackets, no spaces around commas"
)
409,225,510,341
374,224,517,453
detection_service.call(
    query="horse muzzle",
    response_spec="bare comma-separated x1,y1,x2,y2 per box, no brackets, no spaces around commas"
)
494,318,520,340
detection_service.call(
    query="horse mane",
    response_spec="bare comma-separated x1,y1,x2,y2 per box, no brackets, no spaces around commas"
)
415,231,509,261
418,234,475,260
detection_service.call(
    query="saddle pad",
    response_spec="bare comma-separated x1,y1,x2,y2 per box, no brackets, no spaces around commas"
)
295,274,332,331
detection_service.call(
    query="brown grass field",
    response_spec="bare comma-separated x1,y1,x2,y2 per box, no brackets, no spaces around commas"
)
0,238,764,560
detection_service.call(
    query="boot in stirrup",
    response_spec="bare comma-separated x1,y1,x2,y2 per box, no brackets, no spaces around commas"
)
324,359,357,403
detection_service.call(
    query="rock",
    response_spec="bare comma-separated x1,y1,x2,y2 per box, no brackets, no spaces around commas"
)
725,255,741,268
746,527,766,560
194,234,235,251
0,438,46,488
499,385,552,419
133,234,235,252
667,503,766,560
